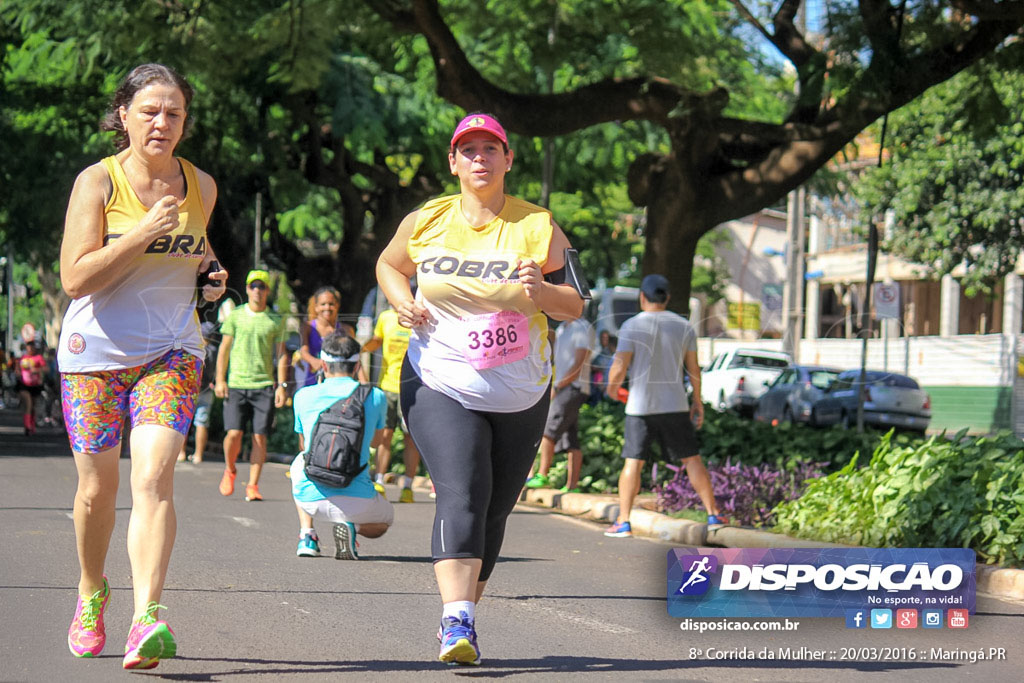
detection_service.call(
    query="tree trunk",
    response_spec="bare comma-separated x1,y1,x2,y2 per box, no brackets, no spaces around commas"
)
37,267,69,347
629,152,705,318
643,204,700,319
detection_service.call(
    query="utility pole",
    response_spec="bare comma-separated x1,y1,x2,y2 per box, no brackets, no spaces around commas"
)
539,8,559,209
253,192,262,267
782,3,808,361
5,246,13,354
856,225,879,432
782,188,806,360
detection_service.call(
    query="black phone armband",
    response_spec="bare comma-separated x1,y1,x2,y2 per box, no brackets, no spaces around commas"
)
562,248,591,300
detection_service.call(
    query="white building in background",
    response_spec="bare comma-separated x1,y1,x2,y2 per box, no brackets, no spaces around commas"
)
701,208,788,339
703,203,1024,436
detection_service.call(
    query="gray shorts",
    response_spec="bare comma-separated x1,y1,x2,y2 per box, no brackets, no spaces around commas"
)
383,390,407,432
543,385,587,451
621,412,700,462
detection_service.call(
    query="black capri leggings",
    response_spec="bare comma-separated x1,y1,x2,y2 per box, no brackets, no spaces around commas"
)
400,358,550,581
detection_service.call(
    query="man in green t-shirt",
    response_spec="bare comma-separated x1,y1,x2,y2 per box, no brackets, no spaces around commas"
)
215,270,289,502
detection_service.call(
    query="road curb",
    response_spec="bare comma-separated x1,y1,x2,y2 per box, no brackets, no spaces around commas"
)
520,489,1024,603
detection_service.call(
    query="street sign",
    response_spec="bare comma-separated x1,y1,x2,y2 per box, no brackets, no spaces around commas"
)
873,283,900,319
762,283,783,312
728,302,761,331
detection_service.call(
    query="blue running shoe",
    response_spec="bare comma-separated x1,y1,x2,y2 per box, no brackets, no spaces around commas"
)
296,532,320,557
706,514,731,528
332,522,359,560
604,520,632,537
438,612,480,666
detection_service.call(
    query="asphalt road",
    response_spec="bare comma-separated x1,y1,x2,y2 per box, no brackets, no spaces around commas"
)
1,412,1023,682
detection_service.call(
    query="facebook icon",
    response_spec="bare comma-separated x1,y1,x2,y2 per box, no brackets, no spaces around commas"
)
845,609,867,629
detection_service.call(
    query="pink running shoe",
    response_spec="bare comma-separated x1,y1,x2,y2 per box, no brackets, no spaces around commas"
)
68,576,111,657
122,602,177,670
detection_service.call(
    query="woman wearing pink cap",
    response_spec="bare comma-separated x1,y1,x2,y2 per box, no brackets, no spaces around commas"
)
377,112,585,665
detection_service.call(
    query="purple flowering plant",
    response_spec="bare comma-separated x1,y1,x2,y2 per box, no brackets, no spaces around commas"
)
652,459,826,528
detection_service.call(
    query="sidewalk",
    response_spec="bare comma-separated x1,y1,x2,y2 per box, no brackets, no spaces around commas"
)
518,486,1024,604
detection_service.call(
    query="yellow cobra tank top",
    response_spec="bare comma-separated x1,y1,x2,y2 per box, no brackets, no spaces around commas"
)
58,155,207,371
405,194,553,412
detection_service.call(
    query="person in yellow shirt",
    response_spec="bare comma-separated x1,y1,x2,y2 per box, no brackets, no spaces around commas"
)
362,303,420,503
376,112,584,666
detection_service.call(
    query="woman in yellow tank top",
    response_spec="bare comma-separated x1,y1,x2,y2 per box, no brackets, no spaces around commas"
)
59,64,227,670
377,113,585,666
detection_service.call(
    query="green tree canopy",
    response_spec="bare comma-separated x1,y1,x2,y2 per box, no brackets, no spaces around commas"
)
855,46,1024,295
370,0,1024,313
3,0,1022,332
3,0,694,330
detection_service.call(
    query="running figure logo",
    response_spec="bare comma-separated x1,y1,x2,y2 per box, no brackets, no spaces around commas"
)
676,554,718,596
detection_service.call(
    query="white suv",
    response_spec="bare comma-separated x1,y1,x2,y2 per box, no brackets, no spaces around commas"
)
700,348,792,415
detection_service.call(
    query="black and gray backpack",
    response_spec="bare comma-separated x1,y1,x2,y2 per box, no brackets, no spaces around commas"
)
303,384,372,488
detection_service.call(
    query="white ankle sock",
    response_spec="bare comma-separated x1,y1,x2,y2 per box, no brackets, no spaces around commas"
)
442,601,475,622
300,527,316,539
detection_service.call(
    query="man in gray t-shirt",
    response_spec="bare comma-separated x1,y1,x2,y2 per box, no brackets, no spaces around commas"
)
603,274,728,538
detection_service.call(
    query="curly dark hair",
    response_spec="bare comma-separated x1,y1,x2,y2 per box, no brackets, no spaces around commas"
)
100,64,195,151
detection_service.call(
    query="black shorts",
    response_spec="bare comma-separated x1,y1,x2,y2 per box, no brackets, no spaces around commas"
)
16,383,43,397
621,412,700,462
223,386,275,435
543,385,587,451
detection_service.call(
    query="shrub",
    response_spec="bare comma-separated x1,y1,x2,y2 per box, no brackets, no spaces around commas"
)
538,401,922,493
772,430,1024,566
266,404,297,455
653,459,826,527
697,409,921,471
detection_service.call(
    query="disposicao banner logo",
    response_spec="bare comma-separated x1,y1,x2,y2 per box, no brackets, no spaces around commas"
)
667,548,976,618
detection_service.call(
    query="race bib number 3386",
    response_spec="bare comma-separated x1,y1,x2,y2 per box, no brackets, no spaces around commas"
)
460,310,529,370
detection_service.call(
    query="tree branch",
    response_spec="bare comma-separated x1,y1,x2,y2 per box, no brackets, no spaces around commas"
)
771,0,815,67
380,0,688,134
894,16,1022,108
733,1,823,121
951,0,1024,21
730,1,779,54
371,0,419,32
717,117,836,157
860,0,901,64
709,12,1023,222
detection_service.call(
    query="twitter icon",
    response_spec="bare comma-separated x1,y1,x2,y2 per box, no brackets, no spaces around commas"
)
870,609,892,629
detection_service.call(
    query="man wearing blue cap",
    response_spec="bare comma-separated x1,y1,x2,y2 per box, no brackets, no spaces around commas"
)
603,274,728,537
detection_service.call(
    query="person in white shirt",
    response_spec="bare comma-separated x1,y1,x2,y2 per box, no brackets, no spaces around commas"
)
525,317,595,492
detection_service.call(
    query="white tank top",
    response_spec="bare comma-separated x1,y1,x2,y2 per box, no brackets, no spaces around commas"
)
58,155,207,372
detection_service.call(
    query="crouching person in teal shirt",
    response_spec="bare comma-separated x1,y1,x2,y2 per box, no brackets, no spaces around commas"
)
290,333,393,559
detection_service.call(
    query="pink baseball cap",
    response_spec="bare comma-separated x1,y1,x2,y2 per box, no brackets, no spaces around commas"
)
450,113,508,150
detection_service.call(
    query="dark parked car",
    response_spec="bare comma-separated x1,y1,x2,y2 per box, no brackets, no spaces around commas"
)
753,365,841,425
810,370,931,433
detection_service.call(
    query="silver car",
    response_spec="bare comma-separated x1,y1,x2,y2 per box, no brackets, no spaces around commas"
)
754,365,841,425
811,370,931,433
